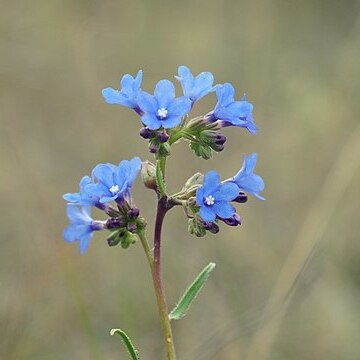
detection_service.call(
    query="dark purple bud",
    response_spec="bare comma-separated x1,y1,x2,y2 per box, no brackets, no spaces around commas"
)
199,220,220,234
210,143,224,152
128,208,140,219
106,217,126,230
157,131,169,143
214,133,226,145
233,192,248,203
139,127,153,139
127,223,137,233
149,143,159,153
221,213,241,226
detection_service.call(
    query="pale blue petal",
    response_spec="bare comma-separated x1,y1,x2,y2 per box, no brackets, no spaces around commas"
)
167,97,191,116
214,183,239,201
154,80,175,108
161,116,182,129
63,192,81,203
199,206,216,222
141,114,161,130
212,202,236,219
202,171,221,195
216,83,235,106
196,187,204,206
137,91,157,114
92,164,115,188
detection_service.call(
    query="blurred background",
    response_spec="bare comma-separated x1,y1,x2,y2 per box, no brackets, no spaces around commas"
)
1,0,360,359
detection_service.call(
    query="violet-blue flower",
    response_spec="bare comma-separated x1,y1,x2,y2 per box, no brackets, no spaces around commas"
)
175,65,215,103
207,83,257,134
85,157,141,204
102,70,143,112
196,171,239,222
63,206,105,255
137,80,191,130
226,153,265,200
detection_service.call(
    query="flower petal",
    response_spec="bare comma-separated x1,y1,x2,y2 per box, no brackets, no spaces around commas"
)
154,80,175,108
214,182,239,201
213,202,236,219
137,91,158,114
92,164,115,188
167,96,191,117
199,206,216,222
141,114,161,130
202,171,221,195
160,116,182,129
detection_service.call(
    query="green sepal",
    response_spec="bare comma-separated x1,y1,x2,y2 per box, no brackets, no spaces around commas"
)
169,262,216,321
107,230,124,247
189,142,213,160
110,328,139,360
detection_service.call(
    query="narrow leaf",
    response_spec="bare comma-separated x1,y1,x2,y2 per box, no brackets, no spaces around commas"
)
156,160,166,197
169,262,216,321
110,328,139,360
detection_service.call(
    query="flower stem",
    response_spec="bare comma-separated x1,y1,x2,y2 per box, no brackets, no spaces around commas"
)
138,199,176,360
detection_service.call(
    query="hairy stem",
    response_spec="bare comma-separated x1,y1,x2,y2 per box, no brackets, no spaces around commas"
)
153,198,176,359
139,199,176,360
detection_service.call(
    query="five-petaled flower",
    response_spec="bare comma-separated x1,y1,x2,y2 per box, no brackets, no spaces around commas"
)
85,157,141,204
225,153,265,200
63,206,105,254
102,70,143,113
137,80,191,130
207,83,257,134
175,65,215,104
196,171,239,222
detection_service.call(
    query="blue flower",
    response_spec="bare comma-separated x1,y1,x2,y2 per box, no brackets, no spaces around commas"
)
137,80,191,130
175,65,215,103
102,70,143,112
196,171,239,222
63,176,104,209
85,157,141,204
207,84,257,134
63,206,104,254
226,153,265,200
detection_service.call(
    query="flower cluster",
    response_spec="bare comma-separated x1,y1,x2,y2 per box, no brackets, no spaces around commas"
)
63,65,265,253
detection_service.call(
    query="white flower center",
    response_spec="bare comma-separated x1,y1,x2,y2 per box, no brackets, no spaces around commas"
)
157,107,168,119
109,185,119,195
204,195,215,206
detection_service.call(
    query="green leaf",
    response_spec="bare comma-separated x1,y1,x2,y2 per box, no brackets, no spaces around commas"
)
110,328,139,360
156,159,166,197
169,262,216,321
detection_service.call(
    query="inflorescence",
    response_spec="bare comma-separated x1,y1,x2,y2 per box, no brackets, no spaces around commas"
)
63,65,265,253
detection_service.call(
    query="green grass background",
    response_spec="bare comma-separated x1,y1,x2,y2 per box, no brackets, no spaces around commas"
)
1,0,360,359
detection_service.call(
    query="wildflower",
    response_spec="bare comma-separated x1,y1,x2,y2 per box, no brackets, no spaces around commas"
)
137,80,191,130
196,171,239,222
226,153,265,200
102,70,143,113
85,157,141,204
175,65,215,103
207,83,257,134
63,206,105,254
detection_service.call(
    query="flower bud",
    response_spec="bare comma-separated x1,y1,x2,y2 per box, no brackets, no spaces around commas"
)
149,143,159,153
220,213,241,226
214,133,226,145
127,223,137,233
128,208,140,219
106,217,126,230
188,218,206,237
157,131,169,143
139,127,153,139
121,231,137,249
141,161,157,191
233,192,248,203
184,172,204,189
107,230,125,247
